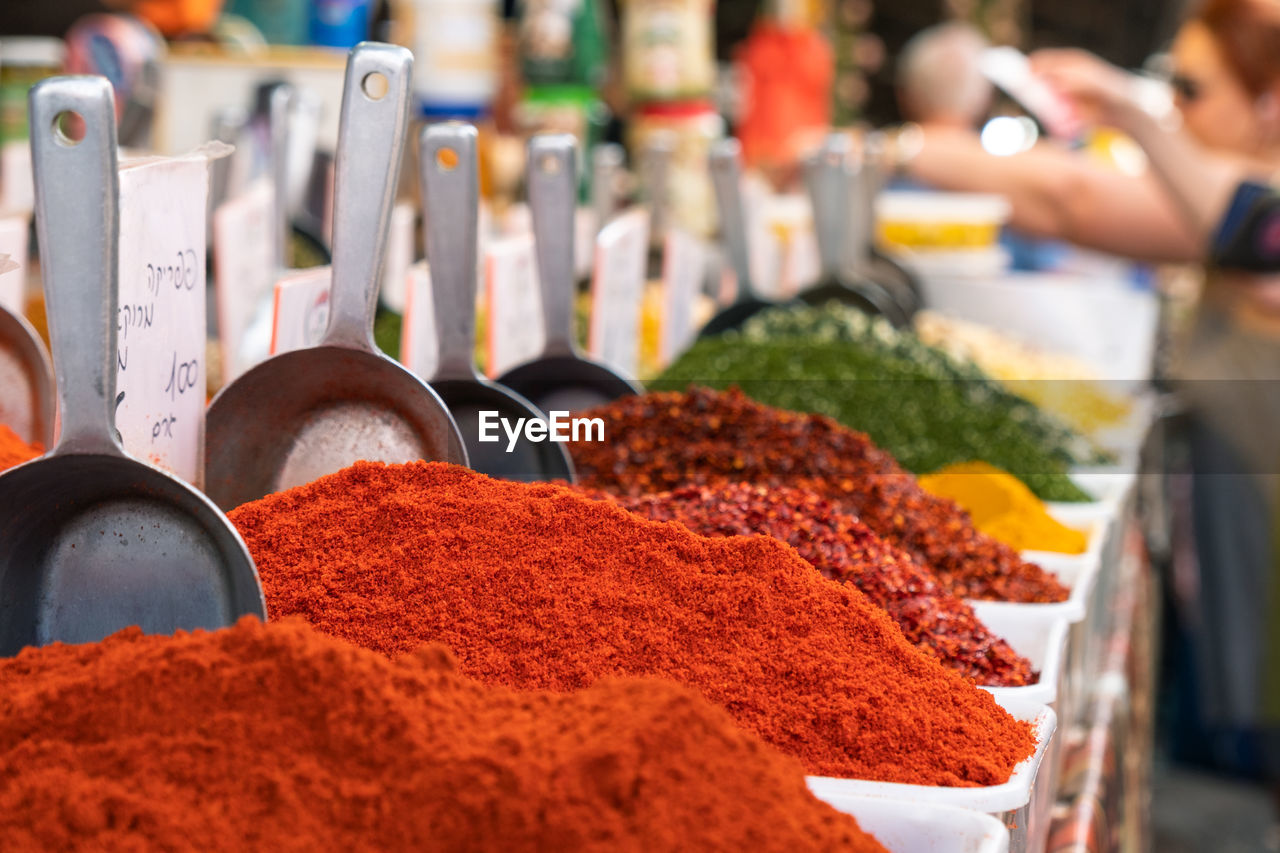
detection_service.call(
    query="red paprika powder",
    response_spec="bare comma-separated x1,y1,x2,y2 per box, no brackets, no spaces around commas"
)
0,424,41,473
592,482,1035,686
230,460,1037,786
568,387,1069,603
0,617,886,852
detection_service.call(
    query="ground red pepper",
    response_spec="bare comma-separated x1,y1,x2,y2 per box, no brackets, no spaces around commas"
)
0,424,41,472
0,617,885,852
590,482,1035,686
568,387,1069,603
230,460,1037,786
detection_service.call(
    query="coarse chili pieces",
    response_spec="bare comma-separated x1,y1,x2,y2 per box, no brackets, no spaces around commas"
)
569,387,1069,604
595,482,1036,686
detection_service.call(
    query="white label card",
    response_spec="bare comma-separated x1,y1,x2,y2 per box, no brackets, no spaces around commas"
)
660,227,707,366
115,152,214,486
401,261,438,380
271,266,332,355
0,216,29,314
0,140,35,216
213,178,277,381
380,202,415,313
588,208,649,377
485,234,544,378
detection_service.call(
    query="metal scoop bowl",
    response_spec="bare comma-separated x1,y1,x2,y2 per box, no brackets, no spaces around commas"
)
0,77,265,655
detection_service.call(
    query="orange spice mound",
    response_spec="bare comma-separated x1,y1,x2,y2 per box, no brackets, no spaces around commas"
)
0,617,885,852
230,461,1037,786
0,424,41,472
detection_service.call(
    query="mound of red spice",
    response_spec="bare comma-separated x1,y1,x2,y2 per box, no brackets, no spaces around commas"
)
0,617,885,852
568,387,1068,604
0,424,41,472
594,482,1035,686
230,460,1037,786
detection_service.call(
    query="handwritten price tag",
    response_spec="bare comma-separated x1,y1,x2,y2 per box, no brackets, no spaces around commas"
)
588,208,649,377
401,261,438,379
270,266,331,355
380,201,415,313
0,215,28,314
213,177,276,381
485,234,544,378
116,150,218,486
660,227,707,367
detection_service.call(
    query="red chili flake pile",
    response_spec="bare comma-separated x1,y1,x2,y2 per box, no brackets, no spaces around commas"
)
569,387,1069,603
592,482,1035,686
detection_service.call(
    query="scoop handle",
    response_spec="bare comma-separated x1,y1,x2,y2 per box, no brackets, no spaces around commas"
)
268,82,294,274
709,138,754,302
30,76,124,458
420,123,480,381
848,133,881,271
526,134,579,358
805,134,854,278
590,142,624,235
323,42,413,352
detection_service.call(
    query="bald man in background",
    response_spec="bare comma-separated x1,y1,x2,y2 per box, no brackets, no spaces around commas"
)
896,22,994,130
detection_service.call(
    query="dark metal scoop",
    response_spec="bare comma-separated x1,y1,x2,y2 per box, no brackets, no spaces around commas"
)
497,134,641,413
698,138,775,337
420,124,575,482
205,44,466,512
0,77,266,655
0,303,54,448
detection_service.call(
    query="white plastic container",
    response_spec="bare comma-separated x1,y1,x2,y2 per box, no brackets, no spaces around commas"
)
822,795,1010,853
875,191,1012,252
807,699,1056,853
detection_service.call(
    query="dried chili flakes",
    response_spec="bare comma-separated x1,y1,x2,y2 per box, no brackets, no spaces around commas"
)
593,482,1035,686
569,387,1069,604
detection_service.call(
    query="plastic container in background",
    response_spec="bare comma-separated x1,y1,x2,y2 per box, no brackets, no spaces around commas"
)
411,0,500,111
628,101,723,238
621,0,716,102
821,795,1010,853
309,0,373,47
875,191,1011,252
807,699,1056,853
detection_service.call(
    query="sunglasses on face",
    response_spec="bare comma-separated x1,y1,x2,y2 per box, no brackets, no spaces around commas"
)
1169,72,1203,103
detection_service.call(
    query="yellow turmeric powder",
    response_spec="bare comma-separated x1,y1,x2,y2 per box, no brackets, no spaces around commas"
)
919,461,1088,554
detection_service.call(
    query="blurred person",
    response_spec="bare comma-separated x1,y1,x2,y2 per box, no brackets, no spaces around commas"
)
896,22,993,130
896,0,1280,808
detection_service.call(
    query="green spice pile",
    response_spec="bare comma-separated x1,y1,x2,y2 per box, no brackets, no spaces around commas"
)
570,387,1069,603
593,481,1036,685
654,301,1101,501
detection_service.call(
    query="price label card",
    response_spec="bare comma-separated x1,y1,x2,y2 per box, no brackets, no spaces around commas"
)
660,227,707,367
485,234,544,378
270,266,332,355
588,208,649,377
401,261,438,380
116,150,218,486
213,177,276,381
0,140,35,215
380,202,415,313
0,215,29,314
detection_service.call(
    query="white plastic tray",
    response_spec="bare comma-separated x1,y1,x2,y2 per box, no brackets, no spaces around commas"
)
967,545,1098,625
822,795,1009,853
974,604,1069,708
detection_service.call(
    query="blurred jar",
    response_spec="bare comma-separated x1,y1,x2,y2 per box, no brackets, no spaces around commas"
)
411,0,501,111
0,38,64,148
309,0,374,47
629,100,721,238
621,0,715,102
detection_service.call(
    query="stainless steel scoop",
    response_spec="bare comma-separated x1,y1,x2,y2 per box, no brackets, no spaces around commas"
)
0,76,266,655
698,138,776,337
0,302,54,447
205,43,466,511
497,135,641,414
420,124,574,482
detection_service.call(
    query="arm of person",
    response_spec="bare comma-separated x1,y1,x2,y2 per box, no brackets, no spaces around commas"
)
902,127,1204,262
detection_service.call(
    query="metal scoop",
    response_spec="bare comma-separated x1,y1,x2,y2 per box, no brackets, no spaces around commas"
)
798,134,908,326
421,124,575,482
0,77,266,655
0,302,54,448
205,43,466,511
698,138,775,337
497,134,641,413
852,133,922,320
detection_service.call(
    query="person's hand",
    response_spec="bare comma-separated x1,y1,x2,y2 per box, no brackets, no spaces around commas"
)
1030,48,1144,131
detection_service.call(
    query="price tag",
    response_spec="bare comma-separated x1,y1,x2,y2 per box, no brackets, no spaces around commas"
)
0,215,28,314
270,266,332,355
588,208,649,377
213,178,276,381
0,140,35,215
660,227,707,366
401,261,438,379
115,150,219,486
380,201,415,313
485,234,544,378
